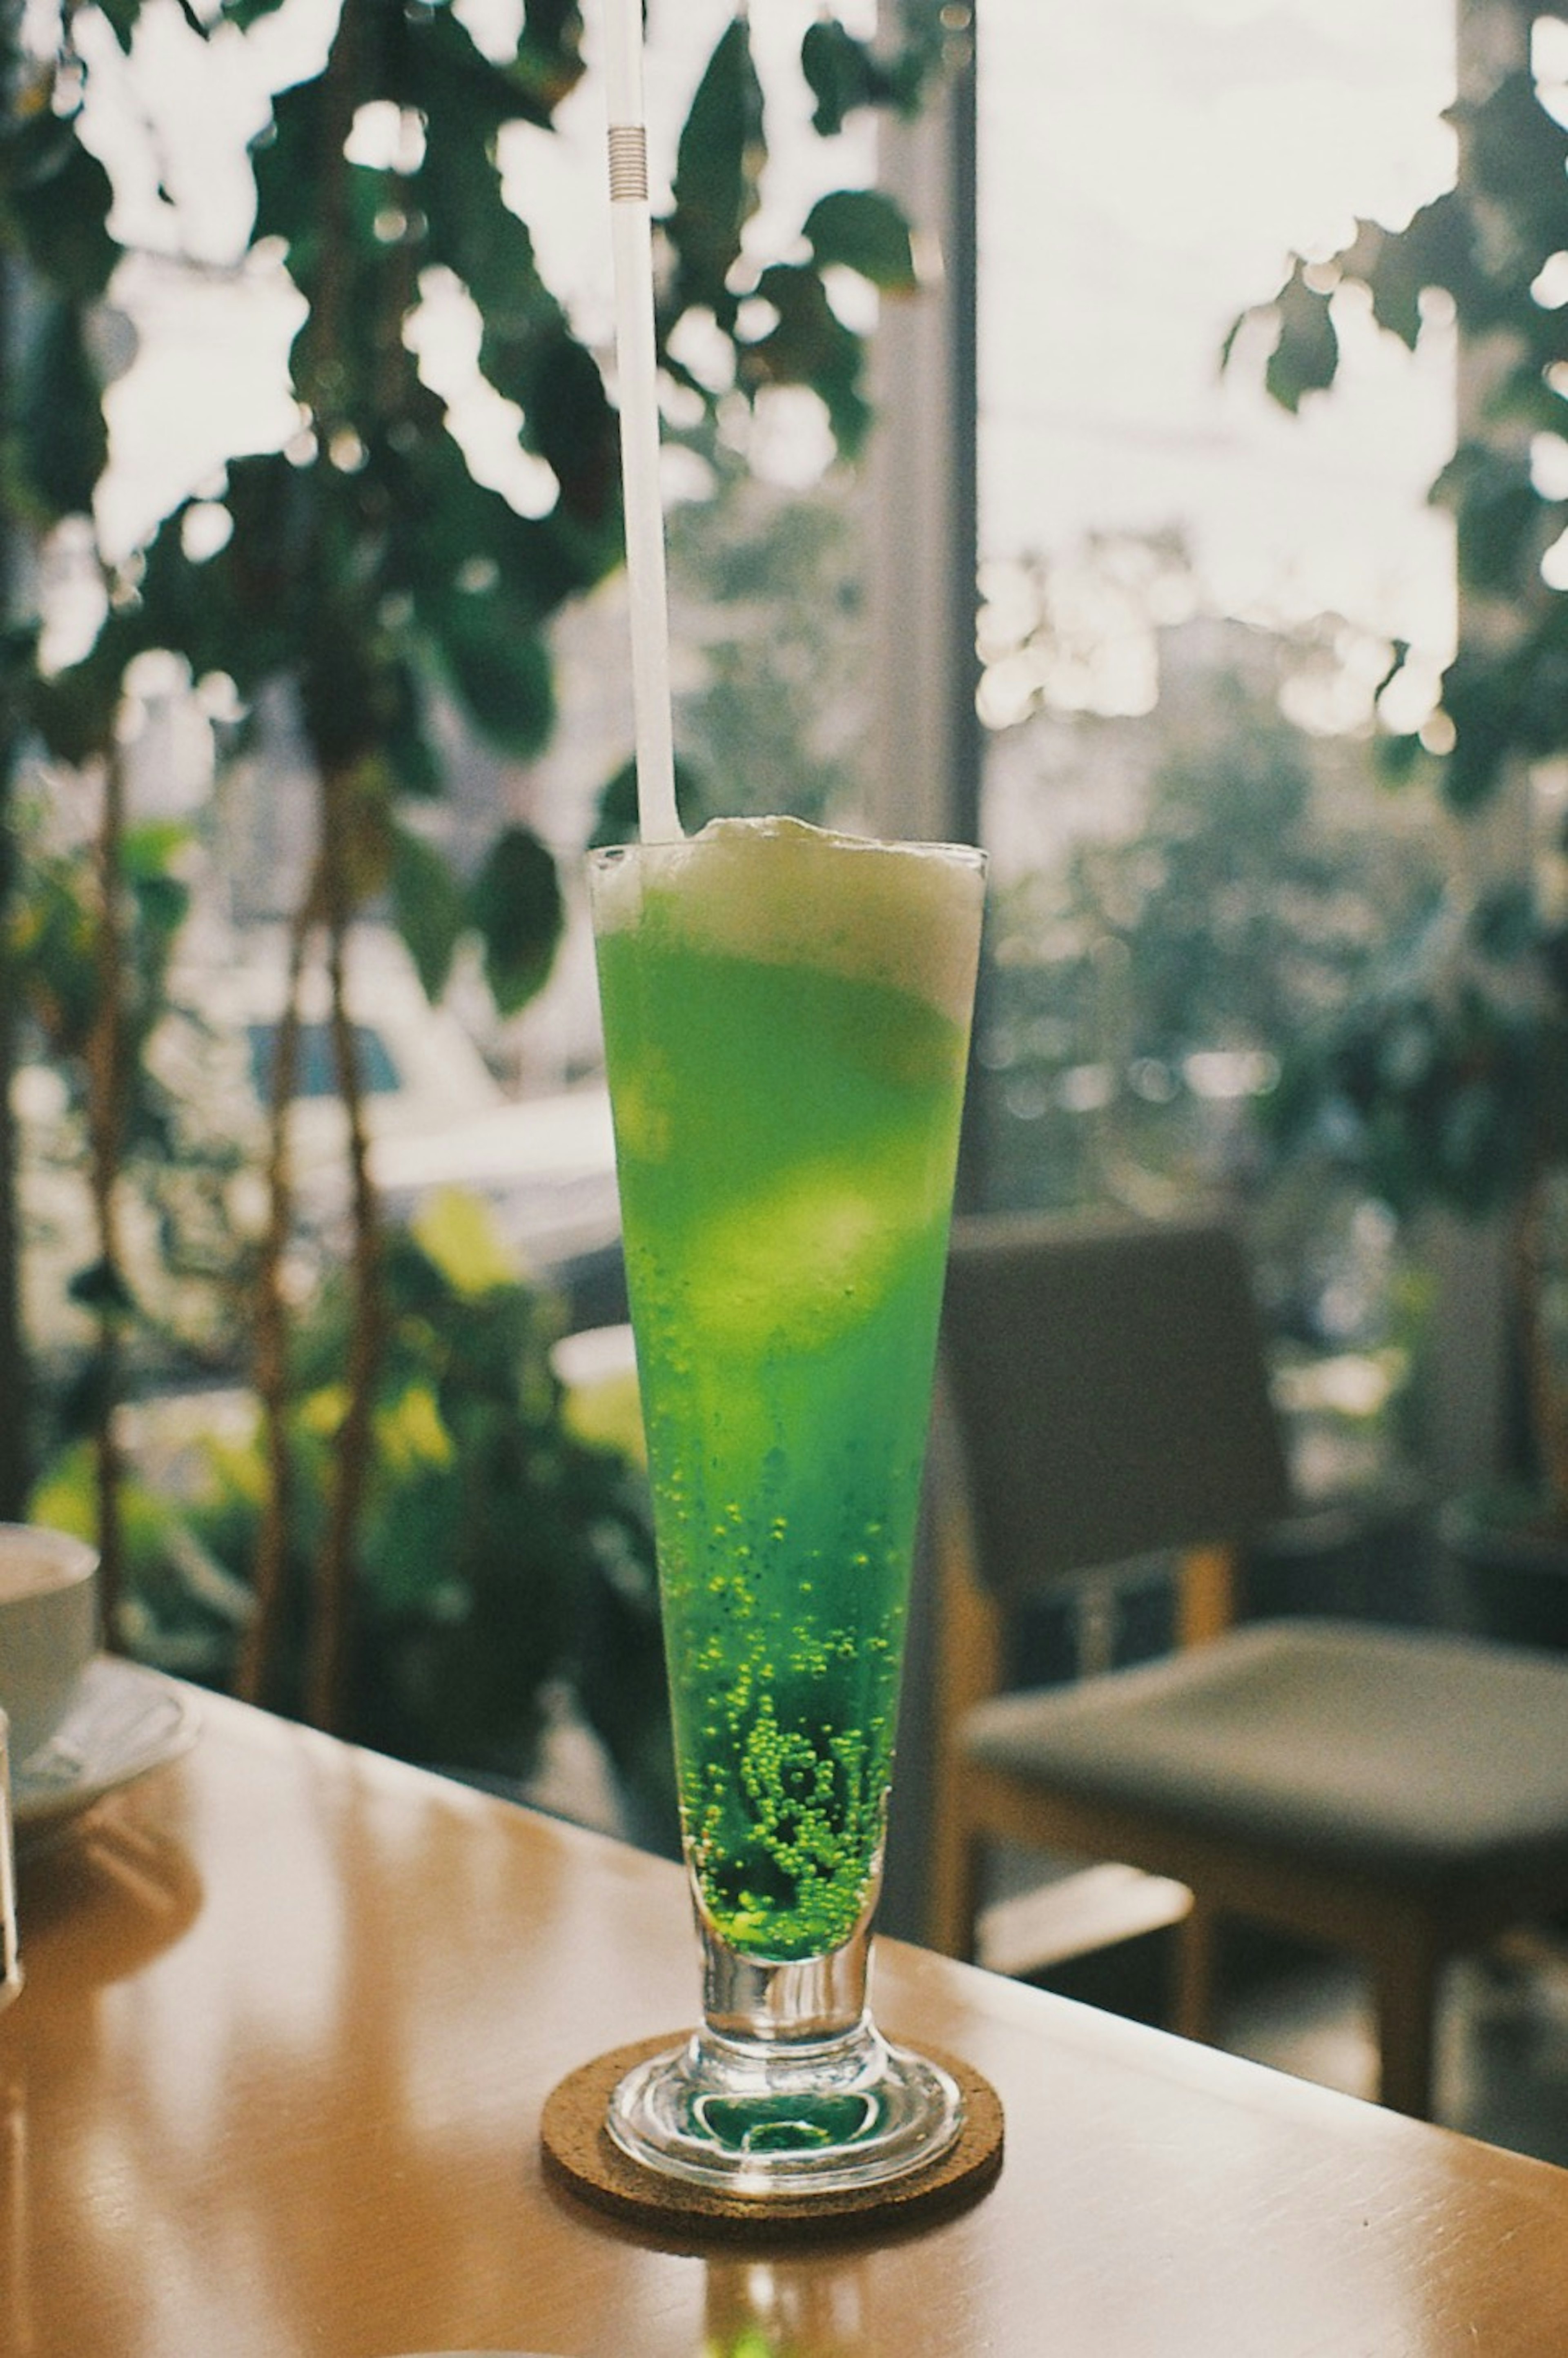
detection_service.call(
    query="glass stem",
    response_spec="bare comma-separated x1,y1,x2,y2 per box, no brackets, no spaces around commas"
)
697,1901,875,2050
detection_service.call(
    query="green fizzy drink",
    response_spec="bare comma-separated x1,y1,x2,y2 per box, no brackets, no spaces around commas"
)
591,819,984,1962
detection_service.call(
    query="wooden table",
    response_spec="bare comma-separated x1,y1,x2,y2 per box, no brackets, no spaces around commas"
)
4,1690,1568,2358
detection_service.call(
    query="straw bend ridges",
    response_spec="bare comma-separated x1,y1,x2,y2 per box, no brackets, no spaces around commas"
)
607,124,648,205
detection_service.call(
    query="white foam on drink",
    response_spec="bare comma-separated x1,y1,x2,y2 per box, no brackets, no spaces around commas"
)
592,817,984,1025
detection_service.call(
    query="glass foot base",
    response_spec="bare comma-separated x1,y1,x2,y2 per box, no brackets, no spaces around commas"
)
606,2019,964,2199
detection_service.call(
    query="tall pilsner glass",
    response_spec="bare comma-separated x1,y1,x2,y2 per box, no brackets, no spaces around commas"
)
589,817,985,2196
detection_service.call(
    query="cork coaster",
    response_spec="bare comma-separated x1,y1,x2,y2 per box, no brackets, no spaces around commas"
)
540,2031,1004,2244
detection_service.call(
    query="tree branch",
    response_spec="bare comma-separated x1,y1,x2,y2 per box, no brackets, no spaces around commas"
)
236,855,323,1708
84,740,129,1640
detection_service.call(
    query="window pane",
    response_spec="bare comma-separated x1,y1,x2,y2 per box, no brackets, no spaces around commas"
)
974,2,1459,1478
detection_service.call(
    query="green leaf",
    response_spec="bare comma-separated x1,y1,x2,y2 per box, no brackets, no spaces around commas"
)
1461,62,1568,223
251,77,330,281
515,0,587,116
424,584,555,756
31,629,131,765
804,189,917,292
1375,729,1427,787
590,753,710,847
121,819,190,882
477,320,618,525
55,1356,122,1445
125,459,310,690
0,621,39,780
1,116,119,298
1471,882,1539,965
666,18,766,322
468,825,564,1015
410,1190,522,1298
884,0,953,116
421,135,542,321
415,116,617,525
1438,441,1548,601
801,19,883,136
406,2,563,139
390,828,466,1001
8,295,108,520
590,758,641,851
379,658,441,799
374,1378,456,1479
1439,649,1512,815
741,263,871,456
800,8,947,132
396,426,618,630
67,1259,137,1316
92,0,145,51
134,872,191,957
1264,265,1339,414
219,0,302,29
1356,204,1441,350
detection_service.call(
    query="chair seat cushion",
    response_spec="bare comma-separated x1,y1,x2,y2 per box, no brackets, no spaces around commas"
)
960,1619,1568,1889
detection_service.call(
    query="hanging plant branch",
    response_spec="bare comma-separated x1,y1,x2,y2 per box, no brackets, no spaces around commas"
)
82,740,130,1639
236,862,320,1710
0,0,956,1781
305,764,386,1734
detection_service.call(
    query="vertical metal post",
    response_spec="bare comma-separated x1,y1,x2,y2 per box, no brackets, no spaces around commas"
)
864,12,980,855
864,2,987,1213
872,4,985,1947
1415,0,1526,1497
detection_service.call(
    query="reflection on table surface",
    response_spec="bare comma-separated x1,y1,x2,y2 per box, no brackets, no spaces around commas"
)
3,1687,1568,2358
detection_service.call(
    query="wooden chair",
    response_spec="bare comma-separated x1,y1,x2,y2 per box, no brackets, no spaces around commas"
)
928,1204,1568,2118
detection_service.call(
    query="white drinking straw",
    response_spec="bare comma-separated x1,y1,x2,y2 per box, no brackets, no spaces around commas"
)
604,0,683,843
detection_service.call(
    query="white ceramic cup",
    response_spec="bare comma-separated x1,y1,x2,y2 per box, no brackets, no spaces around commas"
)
0,1525,99,1768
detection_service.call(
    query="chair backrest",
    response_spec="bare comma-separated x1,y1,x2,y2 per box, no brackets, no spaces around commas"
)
937,1205,1291,1601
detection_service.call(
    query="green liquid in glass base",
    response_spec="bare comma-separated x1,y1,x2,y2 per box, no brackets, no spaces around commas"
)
695,2089,877,2153
595,871,972,1964
607,2009,966,2193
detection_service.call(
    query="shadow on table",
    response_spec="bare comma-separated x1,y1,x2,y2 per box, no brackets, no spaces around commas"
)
15,1803,204,1988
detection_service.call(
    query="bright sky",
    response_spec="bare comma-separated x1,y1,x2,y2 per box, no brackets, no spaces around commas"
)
85,0,1457,677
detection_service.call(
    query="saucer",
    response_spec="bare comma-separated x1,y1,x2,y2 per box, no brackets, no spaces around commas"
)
11,1657,201,1854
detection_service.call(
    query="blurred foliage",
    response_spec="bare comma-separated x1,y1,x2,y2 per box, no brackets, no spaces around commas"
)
35,1191,677,1838
976,543,1443,1496
589,452,869,842
2,0,957,1330
664,450,870,829
0,0,954,953
982,593,1446,1252
6,784,256,1420
1,0,960,1762
1225,2,1568,1208
1226,1,1568,1514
